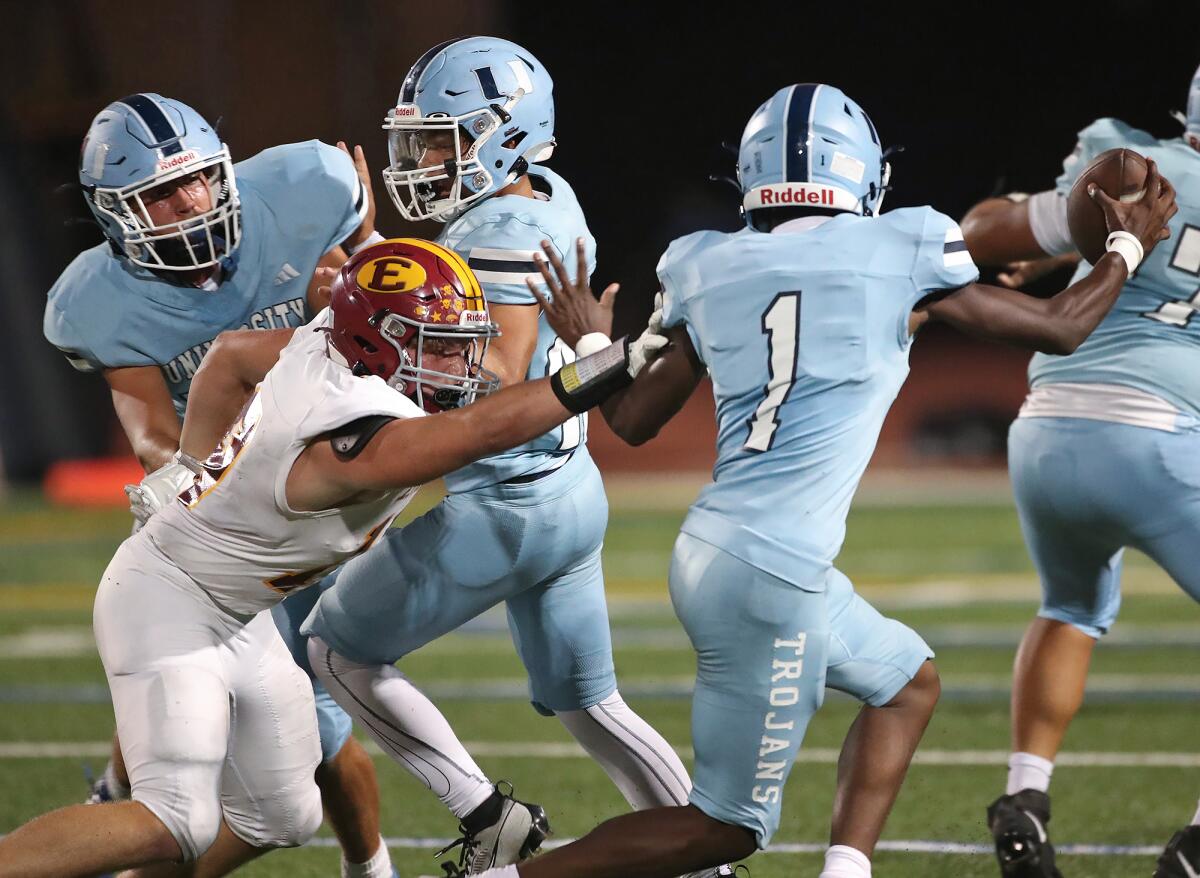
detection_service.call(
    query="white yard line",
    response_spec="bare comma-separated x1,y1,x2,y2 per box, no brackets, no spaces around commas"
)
4,740,1198,768
299,835,1163,857
2,623,1194,661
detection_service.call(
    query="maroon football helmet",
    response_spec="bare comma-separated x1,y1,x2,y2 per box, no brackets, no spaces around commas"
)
327,238,500,412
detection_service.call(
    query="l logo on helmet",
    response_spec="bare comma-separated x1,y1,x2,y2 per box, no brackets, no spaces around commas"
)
357,256,428,294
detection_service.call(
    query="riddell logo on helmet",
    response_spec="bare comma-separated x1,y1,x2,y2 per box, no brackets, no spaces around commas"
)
393,105,419,117
157,150,199,172
458,310,491,325
757,187,835,206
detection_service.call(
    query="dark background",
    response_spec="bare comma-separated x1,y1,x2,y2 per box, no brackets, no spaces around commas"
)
2,0,1198,481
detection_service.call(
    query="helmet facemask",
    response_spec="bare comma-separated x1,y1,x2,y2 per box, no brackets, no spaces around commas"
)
383,85,548,222
88,148,241,271
374,310,500,412
383,107,503,222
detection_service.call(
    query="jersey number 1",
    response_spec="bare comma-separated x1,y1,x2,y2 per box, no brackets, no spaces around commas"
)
745,292,801,453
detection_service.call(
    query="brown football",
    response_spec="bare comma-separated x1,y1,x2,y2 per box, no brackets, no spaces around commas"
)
1066,148,1149,264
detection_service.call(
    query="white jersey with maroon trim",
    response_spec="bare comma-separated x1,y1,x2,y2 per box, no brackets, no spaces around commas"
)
145,309,422,615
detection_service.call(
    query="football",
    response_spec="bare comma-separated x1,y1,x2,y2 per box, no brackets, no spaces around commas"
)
1066,147,1149,264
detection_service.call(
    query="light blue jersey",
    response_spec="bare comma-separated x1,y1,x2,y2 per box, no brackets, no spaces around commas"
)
660,208,979,587
45,140,366,418
437,164,596,492
303,165,620,721
1029,119,1200,415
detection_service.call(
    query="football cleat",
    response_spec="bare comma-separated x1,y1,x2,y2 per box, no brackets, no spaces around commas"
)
436,782,551,874
683,865,743,877
1155,825,1200,878
987,790,1063,877
83,763,127,805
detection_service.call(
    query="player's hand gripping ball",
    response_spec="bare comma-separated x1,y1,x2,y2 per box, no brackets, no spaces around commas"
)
1066,148,1150,263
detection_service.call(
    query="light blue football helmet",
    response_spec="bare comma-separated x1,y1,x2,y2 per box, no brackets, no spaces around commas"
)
382,36,556,222
738,83,889,227
79,93,240,271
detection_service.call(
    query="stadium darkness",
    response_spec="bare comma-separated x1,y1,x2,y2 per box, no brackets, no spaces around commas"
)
2,0,1199,477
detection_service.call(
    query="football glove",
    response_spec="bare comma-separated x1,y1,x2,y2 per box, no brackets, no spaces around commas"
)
125,452,199,528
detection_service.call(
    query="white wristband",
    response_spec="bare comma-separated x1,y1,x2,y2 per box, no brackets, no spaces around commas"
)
348,230,386,255
1105,231,1143,275
574,332,612,358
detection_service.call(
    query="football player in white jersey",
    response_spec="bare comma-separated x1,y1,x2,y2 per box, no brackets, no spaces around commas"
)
0,238,652,878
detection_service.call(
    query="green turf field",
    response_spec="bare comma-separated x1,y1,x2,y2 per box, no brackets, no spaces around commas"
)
1,477,1197,877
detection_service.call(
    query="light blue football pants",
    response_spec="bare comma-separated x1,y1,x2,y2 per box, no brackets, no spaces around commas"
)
1009,415,1200,638
670,532,932,847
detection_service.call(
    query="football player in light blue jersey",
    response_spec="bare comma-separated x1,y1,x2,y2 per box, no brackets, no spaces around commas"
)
294,36,722,876
466,83,1177,878
43,93,399,878
962,62,1200,878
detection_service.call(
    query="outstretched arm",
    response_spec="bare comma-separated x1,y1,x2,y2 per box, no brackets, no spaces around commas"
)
286,244,635,511
918,158,1177,353
914,254,1128,354
179,328,295,460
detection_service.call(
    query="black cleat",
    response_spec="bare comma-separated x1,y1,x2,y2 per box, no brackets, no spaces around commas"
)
986,789,1064,877
1155,826,1200,878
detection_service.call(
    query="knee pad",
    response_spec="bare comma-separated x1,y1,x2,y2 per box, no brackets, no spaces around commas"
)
227,775,323,850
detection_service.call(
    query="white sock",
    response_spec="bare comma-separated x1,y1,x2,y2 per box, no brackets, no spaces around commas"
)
556,690,692,809
309,637,494,817
102,760,131,799
1006,752,1054,795
1191,797,1200,826
476,868,519,878
819,844,871,878
341,835,393,878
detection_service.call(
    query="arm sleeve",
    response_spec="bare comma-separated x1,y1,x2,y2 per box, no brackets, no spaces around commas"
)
1027,189,1076,256
456,217,595,306
910,208,981,301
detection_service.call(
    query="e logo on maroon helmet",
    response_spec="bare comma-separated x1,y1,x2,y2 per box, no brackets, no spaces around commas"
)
357,256,428,294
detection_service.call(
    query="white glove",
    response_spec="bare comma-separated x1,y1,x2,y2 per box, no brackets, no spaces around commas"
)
125,454,198,528
627,295,669,378
646,290,664,335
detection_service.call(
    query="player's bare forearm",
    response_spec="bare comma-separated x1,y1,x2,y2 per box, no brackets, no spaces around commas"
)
289,375,579,509
921,253,1128,355
482,302,540,386
600,327,704,446
179,329,295,459
105,366,182,472
960,197,1048,266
